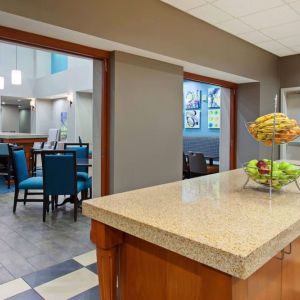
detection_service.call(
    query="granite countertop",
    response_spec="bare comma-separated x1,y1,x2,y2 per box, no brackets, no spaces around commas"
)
0,132,48,139
83,168,300,279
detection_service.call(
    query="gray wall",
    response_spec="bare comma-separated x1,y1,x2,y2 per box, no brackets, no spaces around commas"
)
2,105,19,132
279,54,300,88
19,109,31,133
76,92,93,145
0,0,279,112
110,52,183,193
237,83,260,166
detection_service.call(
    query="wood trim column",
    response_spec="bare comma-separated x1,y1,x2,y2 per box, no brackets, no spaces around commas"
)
91,220,123,300
230,88,237,170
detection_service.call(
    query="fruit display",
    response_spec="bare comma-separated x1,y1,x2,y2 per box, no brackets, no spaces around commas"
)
247,113,300,146
244,159,300,190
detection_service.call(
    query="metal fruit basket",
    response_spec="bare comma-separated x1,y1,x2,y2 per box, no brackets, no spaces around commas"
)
246,121,300,146
243,162,300,190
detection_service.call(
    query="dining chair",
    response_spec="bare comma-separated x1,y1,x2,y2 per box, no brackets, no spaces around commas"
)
183,152,190,179
41,150,86,222
188,152,208,177
0,143,12,188
10,147,44,216
64,143,89,180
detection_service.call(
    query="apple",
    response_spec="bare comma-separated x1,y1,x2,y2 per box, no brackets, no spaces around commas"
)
248,159,258,166
285,165,299,176
257,160,270,174
279,161,290,170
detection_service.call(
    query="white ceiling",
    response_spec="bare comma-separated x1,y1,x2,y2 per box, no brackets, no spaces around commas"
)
161,0,300,57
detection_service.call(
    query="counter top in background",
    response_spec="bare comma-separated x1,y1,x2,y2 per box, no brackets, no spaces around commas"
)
0,133,48,139
83,168,300,279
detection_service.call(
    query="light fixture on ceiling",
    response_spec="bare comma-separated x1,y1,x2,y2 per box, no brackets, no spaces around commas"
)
11,46,22,85
0,77,4,90
30,98,36,110
2,102,5,105
67,93,73,106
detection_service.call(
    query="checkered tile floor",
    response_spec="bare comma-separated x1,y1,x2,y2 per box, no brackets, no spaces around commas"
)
0,250,99,299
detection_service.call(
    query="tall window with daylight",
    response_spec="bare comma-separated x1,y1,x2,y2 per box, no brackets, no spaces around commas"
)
51,53,68,74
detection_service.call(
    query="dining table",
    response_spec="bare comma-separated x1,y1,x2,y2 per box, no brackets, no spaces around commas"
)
31,148,92,176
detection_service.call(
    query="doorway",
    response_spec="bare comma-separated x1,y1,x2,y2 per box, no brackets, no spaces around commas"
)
0,25,110,196
280,87,300,160
183,72,237,178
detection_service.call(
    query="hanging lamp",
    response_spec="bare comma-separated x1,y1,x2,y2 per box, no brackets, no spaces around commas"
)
11,46,22,85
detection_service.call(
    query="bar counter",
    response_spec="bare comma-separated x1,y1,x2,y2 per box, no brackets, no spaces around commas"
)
83,169,300,300
0,133,48,170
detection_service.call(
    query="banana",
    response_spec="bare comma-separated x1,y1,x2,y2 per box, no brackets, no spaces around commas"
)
249,112,300,146
255,113,287,124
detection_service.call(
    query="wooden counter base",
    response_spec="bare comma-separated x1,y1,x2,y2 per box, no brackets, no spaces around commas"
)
0,137,47,171
91,220,300,300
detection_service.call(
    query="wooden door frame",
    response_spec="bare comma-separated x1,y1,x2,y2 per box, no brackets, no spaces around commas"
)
0,25,111,195
184,72,238,170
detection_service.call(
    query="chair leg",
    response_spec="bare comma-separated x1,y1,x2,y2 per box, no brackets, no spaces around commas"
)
43,195,48,222
13,189,19,213
89,188,92,199
51,195,55,211
73,196,78,222
24,190,28,205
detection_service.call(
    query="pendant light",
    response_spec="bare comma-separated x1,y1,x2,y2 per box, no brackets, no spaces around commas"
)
0,76,4,90
11,46,22,85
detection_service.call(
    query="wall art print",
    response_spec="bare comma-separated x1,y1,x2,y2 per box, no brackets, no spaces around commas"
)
208,87,221,109
184,89,201,110
208,109,220,129
185,110,201,129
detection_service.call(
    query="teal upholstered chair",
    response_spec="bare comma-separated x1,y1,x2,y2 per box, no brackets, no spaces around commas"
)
64,143,92,197
41,150,86,222
10,148,43,215
0,143,12,188
64,143,89,180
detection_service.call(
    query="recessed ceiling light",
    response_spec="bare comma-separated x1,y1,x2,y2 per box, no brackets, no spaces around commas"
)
2,102,5,105
18,105,22,108
17,99,21,102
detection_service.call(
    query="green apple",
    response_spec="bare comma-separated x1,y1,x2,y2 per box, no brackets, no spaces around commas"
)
272,162,279,171
279,161,290,170
272,170,283,178
248,159,258,167
285,165,299,176
247,166,258,176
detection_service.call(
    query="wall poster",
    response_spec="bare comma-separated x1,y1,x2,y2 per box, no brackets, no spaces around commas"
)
60,112,68,141
184,89,201,110
185,110,201,129
208,109,220,129
208,87,221,109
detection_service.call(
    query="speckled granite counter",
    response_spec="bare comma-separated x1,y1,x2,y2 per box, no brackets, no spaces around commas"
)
83,169,300,280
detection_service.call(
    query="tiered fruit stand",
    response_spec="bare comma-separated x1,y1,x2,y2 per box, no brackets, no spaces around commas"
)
243,95,300,198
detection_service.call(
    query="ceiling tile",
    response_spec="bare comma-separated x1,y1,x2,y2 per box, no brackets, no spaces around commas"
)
213,0,284,17
278,35,300,47
188,4,233,24
261,20,300,39
161,0,206,11
289,44,300,52
238,31,271,44
284,0,298,3
289,1,300,13
258,40,296,56
242,5,300,29
215,19,253,35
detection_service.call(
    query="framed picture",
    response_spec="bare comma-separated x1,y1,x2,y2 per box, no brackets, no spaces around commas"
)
208,87,221,109
184,89,201,110
185,110,200,129
208,109,220,129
